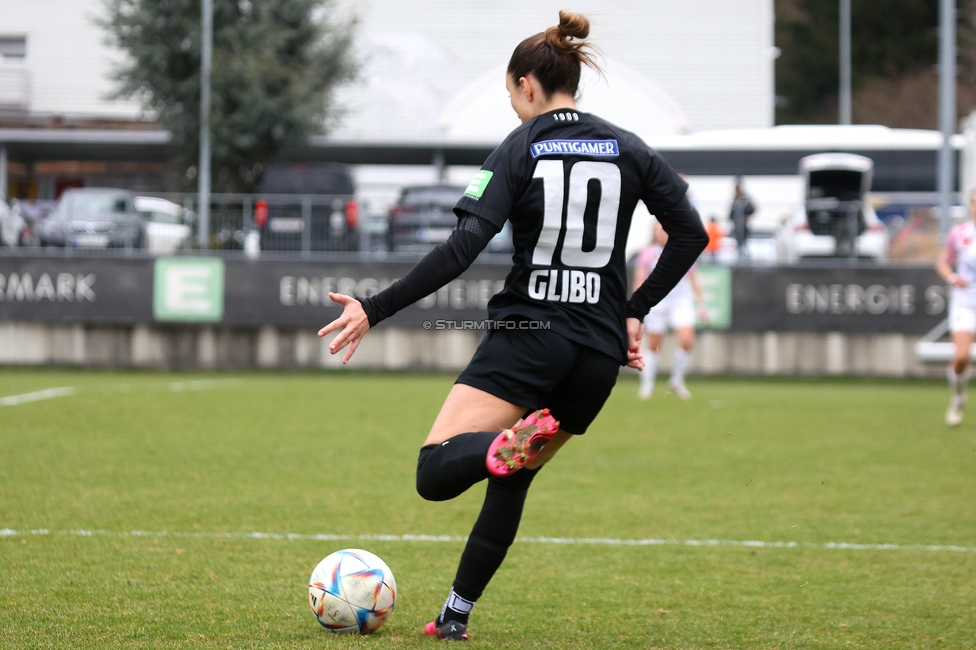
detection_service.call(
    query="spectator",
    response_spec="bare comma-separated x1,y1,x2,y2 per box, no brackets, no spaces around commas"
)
729,178,756,260
705,216,723,261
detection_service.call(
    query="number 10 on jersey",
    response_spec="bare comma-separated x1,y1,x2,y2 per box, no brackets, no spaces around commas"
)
527,160,621,305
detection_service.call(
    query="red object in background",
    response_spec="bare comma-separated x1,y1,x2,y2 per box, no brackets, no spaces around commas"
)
55,178,85,198
345,199,359,229
705,220,723,253
254,199,269,227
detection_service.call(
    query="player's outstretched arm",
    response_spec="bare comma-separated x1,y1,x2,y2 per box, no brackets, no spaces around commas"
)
318,292,370,364
317,213,499,364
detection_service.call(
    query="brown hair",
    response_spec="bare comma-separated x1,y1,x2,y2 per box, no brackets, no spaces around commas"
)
507,10,601,99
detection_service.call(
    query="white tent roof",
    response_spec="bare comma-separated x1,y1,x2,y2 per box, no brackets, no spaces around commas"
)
437,59,690,144
646,124,966,151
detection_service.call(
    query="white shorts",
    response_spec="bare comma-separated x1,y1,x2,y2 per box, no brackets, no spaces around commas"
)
643,296,696,334
949,302,976,333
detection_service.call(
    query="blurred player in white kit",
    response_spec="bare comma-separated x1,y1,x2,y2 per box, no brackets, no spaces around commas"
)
633,222,708,400
936,189,976,426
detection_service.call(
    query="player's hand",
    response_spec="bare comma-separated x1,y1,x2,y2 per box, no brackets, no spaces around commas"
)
626,317,645,370
696,302,711,325
318,293,370,364
953,276,968,289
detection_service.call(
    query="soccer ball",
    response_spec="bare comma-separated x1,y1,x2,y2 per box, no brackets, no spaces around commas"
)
308,549,397,634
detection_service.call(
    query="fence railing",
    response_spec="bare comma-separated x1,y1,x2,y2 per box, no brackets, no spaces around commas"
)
154,192,365,256
5,192,395,258
1,190,947,267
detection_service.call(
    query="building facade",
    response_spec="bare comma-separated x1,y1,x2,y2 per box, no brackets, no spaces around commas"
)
0,0,142,119
330,0,776,140
0,0,775,200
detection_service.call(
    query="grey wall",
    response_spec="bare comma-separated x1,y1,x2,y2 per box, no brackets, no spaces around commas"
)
0,322,943,378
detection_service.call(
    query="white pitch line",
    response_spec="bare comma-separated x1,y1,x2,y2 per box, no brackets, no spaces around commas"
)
168,379,241,392
1,528,974,553
0,386,75,408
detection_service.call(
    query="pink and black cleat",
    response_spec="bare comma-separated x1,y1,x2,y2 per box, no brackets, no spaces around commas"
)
486,408,560,477
424,620,469,641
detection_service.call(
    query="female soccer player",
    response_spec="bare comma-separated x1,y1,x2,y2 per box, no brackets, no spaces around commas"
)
937,189,976,426
634,221,709,400
319,10,707,640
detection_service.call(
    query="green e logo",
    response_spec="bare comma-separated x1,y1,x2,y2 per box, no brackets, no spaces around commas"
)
153,258,225,322
464,170,493,199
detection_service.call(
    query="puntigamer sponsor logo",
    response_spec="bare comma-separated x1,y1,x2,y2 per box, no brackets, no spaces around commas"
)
530,139,619,158
0,272,96,302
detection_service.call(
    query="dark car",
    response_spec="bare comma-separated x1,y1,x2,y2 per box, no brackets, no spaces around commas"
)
35,188,144,249
387,185,466,253
255,163,359,253
387,185,514,255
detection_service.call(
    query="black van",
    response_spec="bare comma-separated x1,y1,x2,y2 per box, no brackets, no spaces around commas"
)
256,163,359,253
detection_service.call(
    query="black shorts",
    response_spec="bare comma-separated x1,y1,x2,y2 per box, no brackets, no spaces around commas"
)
456,324,620,434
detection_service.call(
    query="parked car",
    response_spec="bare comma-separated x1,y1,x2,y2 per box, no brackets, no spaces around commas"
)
387,185,465,253
0,199,30,247
256,163,358,252
387,184,516,255
778,153,888,262
135,196,193,254
35,188,144,249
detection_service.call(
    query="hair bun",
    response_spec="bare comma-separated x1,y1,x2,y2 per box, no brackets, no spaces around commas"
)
543,10,590,52
558,10,589,39
508,10,600,98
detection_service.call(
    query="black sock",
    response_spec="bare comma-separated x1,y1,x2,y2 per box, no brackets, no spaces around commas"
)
438,467,541,624
415,431,498,501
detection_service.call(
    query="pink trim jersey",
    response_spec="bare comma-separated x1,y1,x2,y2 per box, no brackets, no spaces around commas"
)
635,244,693,303
945,220,976,307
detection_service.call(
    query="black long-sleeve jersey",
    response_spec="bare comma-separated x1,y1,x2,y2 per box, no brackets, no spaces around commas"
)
362,108,708,363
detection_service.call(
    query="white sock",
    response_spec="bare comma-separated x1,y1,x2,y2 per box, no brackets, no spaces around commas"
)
438,588,475,624
640,350,659,394
951,367,971,400
671,349,692,385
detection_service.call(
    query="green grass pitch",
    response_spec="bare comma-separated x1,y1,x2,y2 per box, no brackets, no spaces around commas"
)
1,368,974,649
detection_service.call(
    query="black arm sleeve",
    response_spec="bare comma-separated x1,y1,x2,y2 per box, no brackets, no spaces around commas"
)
359,214,500,326
626,194,709,320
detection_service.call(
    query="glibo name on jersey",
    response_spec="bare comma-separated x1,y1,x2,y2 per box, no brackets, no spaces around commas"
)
527,269,601,304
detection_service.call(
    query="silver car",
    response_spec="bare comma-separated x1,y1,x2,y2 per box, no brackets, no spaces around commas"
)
135,196,193,254
778,153,888,262
36,188,145,249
